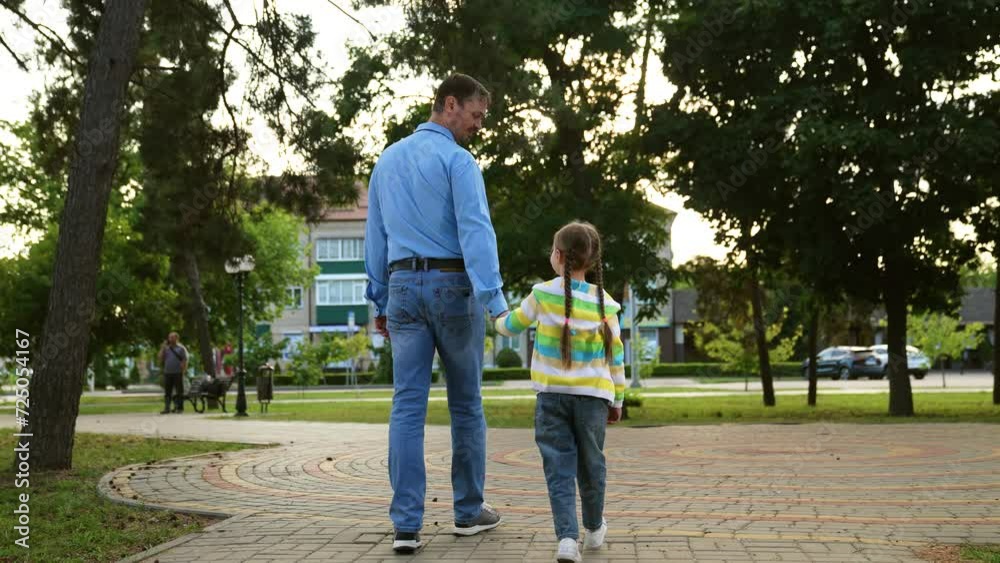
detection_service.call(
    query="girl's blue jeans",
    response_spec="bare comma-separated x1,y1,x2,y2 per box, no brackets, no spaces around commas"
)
534,392,608,540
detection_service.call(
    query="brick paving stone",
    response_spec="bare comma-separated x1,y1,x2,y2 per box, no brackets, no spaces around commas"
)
81,415,999,562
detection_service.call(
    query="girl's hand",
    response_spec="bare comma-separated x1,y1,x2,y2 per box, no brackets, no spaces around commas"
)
607,406,622,424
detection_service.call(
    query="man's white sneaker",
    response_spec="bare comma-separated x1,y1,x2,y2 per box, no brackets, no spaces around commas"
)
583,519,607,549
555,538,582,563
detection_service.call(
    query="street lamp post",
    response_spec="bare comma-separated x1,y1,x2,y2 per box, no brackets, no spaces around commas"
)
627,283,642,389
348,310,356,387
225,255,255,417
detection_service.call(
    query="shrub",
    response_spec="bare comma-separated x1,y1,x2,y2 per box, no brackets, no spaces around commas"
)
495,347,523,368
623,388,643,407
482,367,531,381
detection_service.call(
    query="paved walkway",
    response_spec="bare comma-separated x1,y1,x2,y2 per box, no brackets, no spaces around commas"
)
54,414,998,562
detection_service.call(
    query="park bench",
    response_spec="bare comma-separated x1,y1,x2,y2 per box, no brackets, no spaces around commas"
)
185,374,235,413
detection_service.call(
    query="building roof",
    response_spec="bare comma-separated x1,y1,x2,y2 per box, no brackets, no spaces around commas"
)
321,182,368,221
672,288,699,323
317,184,681,225
960,287,995,325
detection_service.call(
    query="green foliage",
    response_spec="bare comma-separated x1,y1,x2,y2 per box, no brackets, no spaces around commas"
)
285,334,360,388
128,361,141,384
332,1,673,312
961,262,998,289
959,544,1000,563
495,347,523,368
224,331,288,376
623,388,643,407
373,340,393,385
286,342,325,388
240,207,319,324
649,0,1000,415
907,312,984,363
0,121,181,357
1,0,362,363
90,349,131,390
481,367,531,381
693,304,801,375
342,331,372,367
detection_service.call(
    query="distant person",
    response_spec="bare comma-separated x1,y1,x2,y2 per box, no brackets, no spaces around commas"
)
157,332,188,414
495,221,625,563
364,73,507,554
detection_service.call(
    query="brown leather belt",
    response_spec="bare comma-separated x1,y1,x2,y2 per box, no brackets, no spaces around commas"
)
389,258,466,273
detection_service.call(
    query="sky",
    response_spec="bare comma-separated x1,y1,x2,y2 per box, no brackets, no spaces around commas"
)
0,0,730,265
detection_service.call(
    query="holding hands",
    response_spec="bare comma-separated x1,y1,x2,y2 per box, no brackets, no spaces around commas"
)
607,406,622,425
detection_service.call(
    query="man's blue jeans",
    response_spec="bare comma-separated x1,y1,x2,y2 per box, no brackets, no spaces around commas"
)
535,392,608,540
387,268,487,532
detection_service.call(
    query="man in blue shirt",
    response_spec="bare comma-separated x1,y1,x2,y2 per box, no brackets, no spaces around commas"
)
365,74,507,554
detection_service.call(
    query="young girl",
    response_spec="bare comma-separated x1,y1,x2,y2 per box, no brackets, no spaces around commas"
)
496,221,625,563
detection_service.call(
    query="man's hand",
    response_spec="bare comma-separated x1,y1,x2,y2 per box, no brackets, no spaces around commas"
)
375,316,389,339
607,406,622,425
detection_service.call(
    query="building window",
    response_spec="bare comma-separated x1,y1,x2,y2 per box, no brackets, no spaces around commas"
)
286,286,303,309
282,332,304,360
316,238,364,261
316,279,367,306
639,328,659,361
500,335,521,351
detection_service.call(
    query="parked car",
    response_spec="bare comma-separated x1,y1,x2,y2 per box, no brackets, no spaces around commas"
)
801,346,882,380
869,345,931,379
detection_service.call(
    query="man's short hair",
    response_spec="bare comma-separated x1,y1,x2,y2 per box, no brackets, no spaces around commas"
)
432,74,491,113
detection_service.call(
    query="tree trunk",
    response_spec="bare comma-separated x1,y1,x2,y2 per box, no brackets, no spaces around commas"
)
181,248,216,377
885,260,914,416
807,304,819,407
624,1,657,190
22,0,148,470
994,241,999,405
748,262,775,406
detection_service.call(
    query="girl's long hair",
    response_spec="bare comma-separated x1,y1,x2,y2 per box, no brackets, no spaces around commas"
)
553,222,614,369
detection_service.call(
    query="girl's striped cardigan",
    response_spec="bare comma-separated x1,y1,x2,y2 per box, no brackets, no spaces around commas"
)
495,277,626,407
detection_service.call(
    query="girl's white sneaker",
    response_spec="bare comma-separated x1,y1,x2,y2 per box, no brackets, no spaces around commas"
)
583,520,607,549
555,538,582,562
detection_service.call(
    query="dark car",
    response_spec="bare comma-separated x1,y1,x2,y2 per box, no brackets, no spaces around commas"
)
801,346,883,380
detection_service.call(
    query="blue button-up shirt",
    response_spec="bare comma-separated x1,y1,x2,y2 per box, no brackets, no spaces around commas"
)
365,122,508,317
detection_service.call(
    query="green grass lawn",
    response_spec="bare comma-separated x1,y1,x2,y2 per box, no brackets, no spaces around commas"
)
0,433,255,563
963,545,1000,562
207,392,1000,428
0,386,724,416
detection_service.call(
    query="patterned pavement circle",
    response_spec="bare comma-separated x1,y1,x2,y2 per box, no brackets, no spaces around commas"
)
88,416,1000,562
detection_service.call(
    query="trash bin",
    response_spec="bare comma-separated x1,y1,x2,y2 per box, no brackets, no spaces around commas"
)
256,364,274,413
